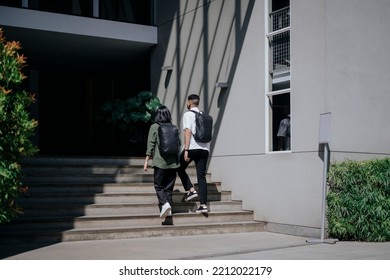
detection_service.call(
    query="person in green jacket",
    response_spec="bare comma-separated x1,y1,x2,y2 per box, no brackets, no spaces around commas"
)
144,106,180,225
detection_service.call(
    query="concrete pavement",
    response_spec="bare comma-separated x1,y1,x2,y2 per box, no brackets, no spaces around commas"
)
1,232,389,260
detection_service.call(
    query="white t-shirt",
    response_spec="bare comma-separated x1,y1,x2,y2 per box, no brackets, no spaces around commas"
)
182,108,210,151
277,117,291,150
277,118,290,137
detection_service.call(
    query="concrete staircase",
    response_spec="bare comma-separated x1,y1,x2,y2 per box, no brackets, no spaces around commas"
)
0,157,264,245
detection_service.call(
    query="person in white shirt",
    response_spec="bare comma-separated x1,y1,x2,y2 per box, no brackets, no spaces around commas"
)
177,94,210,213
277,114,290,150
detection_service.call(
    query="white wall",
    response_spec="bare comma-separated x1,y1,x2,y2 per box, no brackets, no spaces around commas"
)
325,0,390,157
152,0,390,237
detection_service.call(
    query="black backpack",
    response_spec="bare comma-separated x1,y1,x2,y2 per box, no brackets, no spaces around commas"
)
157,123,180,156
190,110,213,143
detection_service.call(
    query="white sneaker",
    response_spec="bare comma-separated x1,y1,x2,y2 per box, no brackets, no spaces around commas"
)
196,205,208,213
160,202,172,219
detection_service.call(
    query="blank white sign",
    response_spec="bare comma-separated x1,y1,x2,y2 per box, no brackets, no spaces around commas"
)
319,112,331,144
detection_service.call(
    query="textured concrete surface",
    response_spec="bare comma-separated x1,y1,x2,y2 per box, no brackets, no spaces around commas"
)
1,232,389,260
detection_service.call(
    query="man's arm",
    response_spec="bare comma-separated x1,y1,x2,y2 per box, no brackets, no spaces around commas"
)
183,128,192,161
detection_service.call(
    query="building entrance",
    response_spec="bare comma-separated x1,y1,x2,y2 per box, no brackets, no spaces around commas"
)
34,65,150,157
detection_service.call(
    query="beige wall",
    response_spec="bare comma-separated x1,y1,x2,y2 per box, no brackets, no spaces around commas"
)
152,0,390,237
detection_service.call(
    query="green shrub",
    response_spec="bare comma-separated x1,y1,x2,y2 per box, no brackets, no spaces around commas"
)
101,91,162,155
327,158,390,241
0,28,38,224
101,90,161,131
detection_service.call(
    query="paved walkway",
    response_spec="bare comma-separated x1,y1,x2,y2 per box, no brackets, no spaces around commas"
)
1,232,389,260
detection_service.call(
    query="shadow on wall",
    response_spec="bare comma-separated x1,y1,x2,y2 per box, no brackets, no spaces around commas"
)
154,0,256,156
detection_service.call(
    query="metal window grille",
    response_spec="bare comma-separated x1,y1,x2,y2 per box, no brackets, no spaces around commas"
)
269,30,290,76
268,7,290,77
270,7,290,32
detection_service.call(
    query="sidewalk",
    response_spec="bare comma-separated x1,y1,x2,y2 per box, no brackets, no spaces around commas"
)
1,232,389,260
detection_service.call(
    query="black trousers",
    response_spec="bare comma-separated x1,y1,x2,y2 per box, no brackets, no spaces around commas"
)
154,167,176,208
177,149,209,205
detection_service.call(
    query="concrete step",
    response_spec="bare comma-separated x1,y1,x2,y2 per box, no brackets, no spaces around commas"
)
23,182,222,194
22,165,152,175
19,201,243,217
21,156,147,166
22,165,200,176
3,156,264,245
0,221,265,244
22,174,154,184
0,210,255,231
16,190,231,205
21,157,207,184
22,173,211,185
21,156,198,176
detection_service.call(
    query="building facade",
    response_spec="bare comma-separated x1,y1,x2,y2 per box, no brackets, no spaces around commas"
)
152,0,390,236
1,0,389,237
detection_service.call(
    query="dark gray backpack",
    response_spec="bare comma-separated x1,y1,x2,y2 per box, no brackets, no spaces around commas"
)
190,110,213,143
158,123,180,156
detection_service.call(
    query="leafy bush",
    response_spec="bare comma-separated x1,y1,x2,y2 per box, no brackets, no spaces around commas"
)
101,90,162,155
101,90,161,131
327,158,390,241
0,28,38,224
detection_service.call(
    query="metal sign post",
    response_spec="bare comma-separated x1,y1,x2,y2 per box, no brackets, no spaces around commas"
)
307,113,338,244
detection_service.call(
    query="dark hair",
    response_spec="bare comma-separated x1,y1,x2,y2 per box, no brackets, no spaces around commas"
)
188,94,200,101
187,94,200,106
154,105,172,124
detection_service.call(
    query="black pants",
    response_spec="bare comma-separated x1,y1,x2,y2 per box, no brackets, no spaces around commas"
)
177,149,209,205
154,167,176,209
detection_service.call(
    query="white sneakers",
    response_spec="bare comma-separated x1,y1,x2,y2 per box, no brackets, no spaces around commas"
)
160,202,172,219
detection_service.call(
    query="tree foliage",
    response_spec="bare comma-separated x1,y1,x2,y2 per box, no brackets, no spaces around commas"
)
0,28,38,223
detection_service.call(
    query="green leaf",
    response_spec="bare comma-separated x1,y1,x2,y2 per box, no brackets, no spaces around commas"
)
327,158,390,241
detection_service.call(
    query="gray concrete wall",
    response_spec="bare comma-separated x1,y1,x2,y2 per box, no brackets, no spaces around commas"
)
151,0,390,237
152,0,264,151
325,0,390,159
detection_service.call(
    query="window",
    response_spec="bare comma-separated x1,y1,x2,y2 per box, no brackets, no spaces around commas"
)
266,0,290,152
2,0,152,25
267,89,290,151
28,0,94,17
99,0,151,25
0,0,23,8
